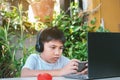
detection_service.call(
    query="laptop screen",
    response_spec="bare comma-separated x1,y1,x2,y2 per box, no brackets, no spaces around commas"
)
88,32,120,79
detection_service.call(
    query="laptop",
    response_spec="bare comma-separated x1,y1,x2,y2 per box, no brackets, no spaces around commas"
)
64,32,120,80
88,32,120,79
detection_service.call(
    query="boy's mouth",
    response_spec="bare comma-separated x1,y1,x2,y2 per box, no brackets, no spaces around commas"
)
53,57,59,61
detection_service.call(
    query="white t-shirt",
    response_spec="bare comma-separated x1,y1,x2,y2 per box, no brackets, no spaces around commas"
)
22,54,70,70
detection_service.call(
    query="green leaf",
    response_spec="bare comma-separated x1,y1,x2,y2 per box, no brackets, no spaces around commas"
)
90,17,96,25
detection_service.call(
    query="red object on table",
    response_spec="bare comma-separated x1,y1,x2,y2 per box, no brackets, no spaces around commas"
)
37,73,52,80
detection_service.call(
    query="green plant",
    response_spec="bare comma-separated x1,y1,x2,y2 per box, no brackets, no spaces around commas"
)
0,23,20,77
0,4,36,78
52,2,108,61
0,1,49,77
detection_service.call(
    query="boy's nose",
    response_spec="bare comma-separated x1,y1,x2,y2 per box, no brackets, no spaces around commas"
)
54,50,60,55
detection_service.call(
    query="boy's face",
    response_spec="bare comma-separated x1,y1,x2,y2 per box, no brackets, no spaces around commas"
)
41,40,64,63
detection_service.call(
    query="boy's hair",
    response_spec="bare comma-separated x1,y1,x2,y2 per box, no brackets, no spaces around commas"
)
35,27,66,52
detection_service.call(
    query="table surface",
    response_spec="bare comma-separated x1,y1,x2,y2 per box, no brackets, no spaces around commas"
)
1,77,120,80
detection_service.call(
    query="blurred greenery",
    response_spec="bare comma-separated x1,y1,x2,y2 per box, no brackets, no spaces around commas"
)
0,4,44,78
52,2,109,61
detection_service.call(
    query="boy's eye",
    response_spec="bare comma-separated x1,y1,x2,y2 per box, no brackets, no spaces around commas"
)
50,46,64,50
50,46,56,49
60,47,64,50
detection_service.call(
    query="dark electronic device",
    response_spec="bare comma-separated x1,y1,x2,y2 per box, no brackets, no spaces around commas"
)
77,61,88,72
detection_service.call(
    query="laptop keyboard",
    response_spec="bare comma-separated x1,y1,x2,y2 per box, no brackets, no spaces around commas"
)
63,74,88,79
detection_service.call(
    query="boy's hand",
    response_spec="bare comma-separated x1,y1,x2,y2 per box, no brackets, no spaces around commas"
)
59,59,79,76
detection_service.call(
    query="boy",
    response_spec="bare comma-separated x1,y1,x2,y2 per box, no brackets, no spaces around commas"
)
21,27,87,77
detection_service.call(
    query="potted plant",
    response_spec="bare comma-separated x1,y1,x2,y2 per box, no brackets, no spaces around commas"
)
27,0,55,23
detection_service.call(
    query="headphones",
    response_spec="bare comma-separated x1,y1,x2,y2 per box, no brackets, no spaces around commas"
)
35,30,44,52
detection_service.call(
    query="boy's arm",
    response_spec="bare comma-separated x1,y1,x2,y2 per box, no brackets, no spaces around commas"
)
21,68,62,77
21,59,87,77
21,59,79,77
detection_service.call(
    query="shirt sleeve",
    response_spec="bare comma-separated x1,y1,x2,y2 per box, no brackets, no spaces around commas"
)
22,54,37,70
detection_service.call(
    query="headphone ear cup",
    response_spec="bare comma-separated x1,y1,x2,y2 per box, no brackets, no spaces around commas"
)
35,42,40,52
35,40,44,52
35,30,44,52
